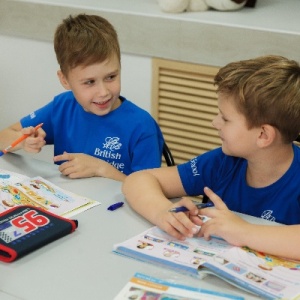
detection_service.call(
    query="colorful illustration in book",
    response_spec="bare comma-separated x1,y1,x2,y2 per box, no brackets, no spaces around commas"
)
246,272,266,284
137,241,154,250
1,185,43,208
29,179,55,193
125,287,161,300
124,286,198,300
26,178,75,203
194,248,216,257
242,246,300,270
163,248,180,258
143,234,164,243
167,241,188,250
191,257,205,266
0,170,98,217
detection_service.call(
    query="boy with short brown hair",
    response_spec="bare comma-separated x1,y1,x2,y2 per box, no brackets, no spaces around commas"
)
0,14,164,181
123,55,300,260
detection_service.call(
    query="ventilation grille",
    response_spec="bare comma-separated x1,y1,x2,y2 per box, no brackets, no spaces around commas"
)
152,58,221,165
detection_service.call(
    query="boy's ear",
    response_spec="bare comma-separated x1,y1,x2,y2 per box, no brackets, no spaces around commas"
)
257,124,276,147
57,70,71,90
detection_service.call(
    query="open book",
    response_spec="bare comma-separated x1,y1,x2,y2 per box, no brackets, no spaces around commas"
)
113,226,300,300
0,169,99,217
114,272,244,300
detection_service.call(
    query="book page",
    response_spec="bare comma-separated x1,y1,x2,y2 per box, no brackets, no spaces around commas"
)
113,226,300,299
113,226,234,277
0,170,99,217
202,246,300,299
114,272,244,300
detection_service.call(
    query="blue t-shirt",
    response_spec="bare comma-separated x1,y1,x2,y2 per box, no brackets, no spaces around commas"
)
177,145,300,225
21,91,164,175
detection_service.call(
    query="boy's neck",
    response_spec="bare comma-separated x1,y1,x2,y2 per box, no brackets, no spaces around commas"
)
246,145,294,188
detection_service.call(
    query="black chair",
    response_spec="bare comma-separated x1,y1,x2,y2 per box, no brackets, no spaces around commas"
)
162,142,175,166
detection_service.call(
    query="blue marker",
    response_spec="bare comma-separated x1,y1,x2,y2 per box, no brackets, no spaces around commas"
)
168,202,214,213
107,201,124,211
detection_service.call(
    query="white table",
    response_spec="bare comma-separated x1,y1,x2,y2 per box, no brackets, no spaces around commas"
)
0,153,260,300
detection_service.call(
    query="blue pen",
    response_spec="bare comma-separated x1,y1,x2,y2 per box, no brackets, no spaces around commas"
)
107,201,124,211
168,202,214,213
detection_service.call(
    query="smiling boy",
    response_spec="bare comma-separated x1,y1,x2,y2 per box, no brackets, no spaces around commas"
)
0,14,164,181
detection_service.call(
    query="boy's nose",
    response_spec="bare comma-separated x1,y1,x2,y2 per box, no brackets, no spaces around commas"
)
96,83,109,97
212,114,222,130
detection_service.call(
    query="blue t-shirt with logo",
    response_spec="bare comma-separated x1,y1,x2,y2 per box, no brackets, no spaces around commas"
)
21,91,164,175
177,146,300,225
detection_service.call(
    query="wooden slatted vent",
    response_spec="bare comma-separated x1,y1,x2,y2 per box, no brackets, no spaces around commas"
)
152,58,222,165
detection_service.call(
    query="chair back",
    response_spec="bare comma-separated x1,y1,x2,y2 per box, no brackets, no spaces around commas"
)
163,142,175,166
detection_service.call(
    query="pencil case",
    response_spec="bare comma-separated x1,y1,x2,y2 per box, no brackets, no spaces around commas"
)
0,205,78,262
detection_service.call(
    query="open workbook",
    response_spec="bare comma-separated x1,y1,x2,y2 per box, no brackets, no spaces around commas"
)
0,169,99,217
113,226,300,300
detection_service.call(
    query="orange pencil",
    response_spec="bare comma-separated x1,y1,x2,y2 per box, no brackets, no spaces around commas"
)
0,123,43,156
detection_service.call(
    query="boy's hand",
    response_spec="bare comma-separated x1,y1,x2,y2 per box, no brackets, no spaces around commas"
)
154,197,201,241
53,152,119,179
22,126,46,153
195,187,250,246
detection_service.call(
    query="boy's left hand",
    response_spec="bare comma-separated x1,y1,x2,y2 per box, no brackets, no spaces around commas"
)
193,187,250,246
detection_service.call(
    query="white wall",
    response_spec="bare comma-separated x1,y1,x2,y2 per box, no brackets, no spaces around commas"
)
0,35,152,162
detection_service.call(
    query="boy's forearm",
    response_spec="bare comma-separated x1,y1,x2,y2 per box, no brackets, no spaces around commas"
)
242,224,300,260
122,171,171,224
107,167,126,182
96,162,126,182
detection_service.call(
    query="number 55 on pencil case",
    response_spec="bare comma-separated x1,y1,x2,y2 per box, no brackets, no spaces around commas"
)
0,205,78,262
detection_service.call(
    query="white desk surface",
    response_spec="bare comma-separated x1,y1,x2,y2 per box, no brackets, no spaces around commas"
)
0,153,261,300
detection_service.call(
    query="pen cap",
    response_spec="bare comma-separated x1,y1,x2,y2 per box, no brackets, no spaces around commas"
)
107,202,124,211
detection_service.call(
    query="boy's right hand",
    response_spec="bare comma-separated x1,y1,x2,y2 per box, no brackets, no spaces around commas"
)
22,126,46,153
154,197,201,241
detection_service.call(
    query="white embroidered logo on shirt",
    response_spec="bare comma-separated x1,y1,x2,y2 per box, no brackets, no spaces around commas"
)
103,137,122,151
261,210,276,222
190,158,200,176
94,137,124,171
30,112,36,119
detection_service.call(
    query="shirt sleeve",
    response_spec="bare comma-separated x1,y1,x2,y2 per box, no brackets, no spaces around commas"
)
177,147,225,196
20,101,55,144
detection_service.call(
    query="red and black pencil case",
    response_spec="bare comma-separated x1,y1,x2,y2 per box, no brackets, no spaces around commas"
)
0,205,78,262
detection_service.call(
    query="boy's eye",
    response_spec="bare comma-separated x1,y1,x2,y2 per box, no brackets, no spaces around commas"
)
106,74,118,81
84,80,95,85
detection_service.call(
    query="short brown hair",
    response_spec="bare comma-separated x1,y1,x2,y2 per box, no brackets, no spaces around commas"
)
214,55,300,143
54,14,120,75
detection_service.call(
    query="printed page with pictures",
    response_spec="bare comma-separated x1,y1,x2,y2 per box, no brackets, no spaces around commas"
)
113,226,234,277
114,272,244,300
0,169,99,217
113,226,300,300
200,246,300,299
